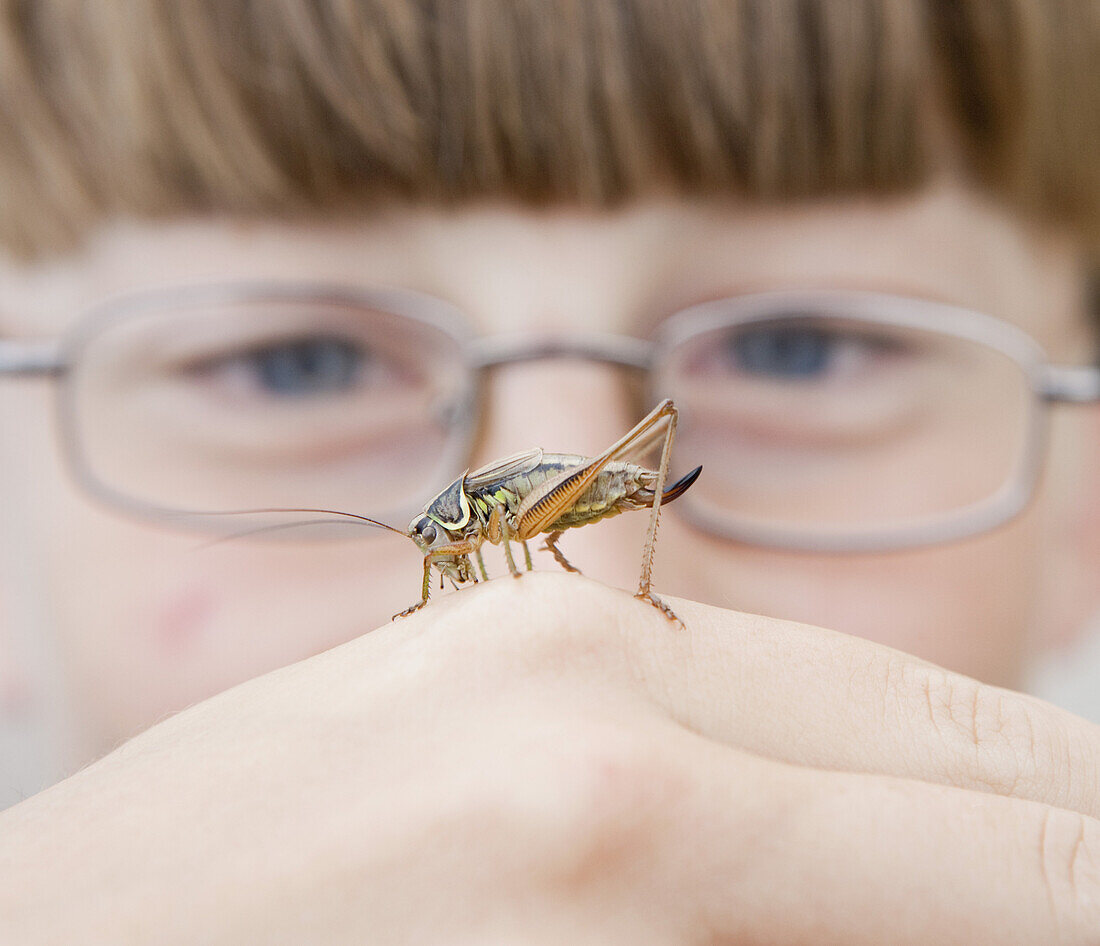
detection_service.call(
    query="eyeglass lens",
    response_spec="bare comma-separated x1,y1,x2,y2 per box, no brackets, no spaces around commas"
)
66,298,472,521
656,314,1034,539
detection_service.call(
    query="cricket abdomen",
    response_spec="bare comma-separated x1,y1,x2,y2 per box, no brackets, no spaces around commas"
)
466,454,647,531
541,458,703,531
466,453,700,537
539,456,654,532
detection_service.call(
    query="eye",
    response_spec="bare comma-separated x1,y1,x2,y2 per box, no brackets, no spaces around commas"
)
239,335,366,397
717,322,904,383
726,326,834,378
417,521,438,544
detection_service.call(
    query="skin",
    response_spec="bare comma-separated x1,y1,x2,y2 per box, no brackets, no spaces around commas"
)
1,179,1099,941
3,575,1100,943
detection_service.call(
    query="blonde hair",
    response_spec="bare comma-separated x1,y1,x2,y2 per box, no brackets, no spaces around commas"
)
2,0,1098,262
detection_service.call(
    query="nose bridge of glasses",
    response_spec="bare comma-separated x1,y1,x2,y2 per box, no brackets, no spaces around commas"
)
464,335,658,461
466,344,651,472
466,333,654,373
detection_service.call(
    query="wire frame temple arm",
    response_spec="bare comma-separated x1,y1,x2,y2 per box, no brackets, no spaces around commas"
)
0,339,65,378
1038,364,1100,403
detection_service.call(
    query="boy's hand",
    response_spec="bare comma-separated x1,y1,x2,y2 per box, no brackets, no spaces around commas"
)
2,572,1098,944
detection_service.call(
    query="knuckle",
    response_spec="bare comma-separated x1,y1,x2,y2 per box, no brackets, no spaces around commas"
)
914,667,1070,799
437,574,638,682
1035,808,1100,932
517,723,692,885
380,721,687,885
556,724,687,828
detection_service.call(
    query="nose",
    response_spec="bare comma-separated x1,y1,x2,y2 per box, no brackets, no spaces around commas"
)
470,359,657,593
477,359,635,460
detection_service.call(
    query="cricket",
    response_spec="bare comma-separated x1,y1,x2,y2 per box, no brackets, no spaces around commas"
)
214,399,700,625
397,398,701,624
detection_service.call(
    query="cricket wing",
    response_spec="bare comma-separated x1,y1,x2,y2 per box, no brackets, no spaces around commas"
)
466,447,545,489
514,400,677,539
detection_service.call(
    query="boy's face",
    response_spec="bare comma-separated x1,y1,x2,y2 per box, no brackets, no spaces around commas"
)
1,180,1098,760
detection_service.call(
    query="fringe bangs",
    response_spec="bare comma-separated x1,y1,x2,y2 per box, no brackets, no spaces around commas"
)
1,0,1098,258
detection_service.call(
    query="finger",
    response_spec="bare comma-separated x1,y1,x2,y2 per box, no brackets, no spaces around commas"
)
391,574,1100,822
629,593,1100,821
671,743,1100,945
338,574,1100,822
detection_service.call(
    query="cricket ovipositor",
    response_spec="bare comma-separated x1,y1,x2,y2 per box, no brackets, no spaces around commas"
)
213,400,701,625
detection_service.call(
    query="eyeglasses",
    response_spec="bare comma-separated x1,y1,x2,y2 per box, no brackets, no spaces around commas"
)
1,283,1097,551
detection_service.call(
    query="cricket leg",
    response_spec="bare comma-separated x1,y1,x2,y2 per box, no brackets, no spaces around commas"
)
633,404,684,627
394,539,482,619
542,530,581,574
487,505,521,578
521,540,534,572
499,515,521,578
475,547,489,581
395,556,434,619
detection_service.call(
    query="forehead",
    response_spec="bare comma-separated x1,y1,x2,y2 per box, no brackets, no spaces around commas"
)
0,188,1088,358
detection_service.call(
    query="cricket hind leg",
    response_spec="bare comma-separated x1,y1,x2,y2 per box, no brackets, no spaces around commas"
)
505,398,685,626
633,401,684,627
635,590,684,629
542,530,582,574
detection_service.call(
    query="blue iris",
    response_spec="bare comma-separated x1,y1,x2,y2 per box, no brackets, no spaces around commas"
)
728,326,832,378
252,336,364,396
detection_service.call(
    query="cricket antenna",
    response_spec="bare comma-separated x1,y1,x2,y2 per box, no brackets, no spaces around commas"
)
184,506,408,549
221,507,406,536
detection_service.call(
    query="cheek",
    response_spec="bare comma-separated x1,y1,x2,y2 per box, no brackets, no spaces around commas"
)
660,512,1041,687
43,513,421,757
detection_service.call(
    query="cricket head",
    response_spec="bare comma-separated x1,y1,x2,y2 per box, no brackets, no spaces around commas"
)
408,472,473,550
409,472,477,587
408,514,475,585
